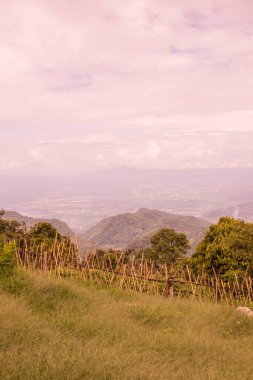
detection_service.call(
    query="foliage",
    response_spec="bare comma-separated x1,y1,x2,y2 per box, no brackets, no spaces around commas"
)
0,209,25,241
27,222,74,256
0,241,17,278
149,228,190,266
0,212,75,271
127,229,190,267
191,217,253,278
95,248,122,269
28,222,61,246
134,247,159,267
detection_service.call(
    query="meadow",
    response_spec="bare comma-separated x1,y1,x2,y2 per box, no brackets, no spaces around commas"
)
0,270,253,380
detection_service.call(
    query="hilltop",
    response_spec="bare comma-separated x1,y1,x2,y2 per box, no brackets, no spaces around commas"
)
80,208,209,252
2,210,74,237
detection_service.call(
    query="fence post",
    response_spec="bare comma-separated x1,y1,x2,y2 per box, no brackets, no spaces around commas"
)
165,264,174,298
167,276,174,297
43,251,48,272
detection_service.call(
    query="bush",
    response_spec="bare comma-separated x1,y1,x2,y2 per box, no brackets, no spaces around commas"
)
1,269,30,295
0,241,17,278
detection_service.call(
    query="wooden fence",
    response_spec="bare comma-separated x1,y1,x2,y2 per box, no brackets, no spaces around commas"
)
16,239,253,306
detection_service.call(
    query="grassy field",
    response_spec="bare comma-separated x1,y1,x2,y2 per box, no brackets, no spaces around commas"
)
0,271,253,380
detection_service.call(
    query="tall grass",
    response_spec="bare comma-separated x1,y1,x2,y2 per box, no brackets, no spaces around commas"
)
1,270,253,380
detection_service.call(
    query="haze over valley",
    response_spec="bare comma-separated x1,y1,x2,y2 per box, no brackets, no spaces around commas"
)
1,167,253,234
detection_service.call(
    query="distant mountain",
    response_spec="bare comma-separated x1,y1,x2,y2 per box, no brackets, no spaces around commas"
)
80,208,210,253
2,210,74,237
205,202,253,222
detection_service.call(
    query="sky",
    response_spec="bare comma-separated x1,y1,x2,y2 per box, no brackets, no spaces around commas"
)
0,0,253,175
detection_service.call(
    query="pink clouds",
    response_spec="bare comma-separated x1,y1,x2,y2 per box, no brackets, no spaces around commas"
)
0,0,253,172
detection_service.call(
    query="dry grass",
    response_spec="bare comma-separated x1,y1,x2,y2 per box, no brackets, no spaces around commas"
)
0,271,253,380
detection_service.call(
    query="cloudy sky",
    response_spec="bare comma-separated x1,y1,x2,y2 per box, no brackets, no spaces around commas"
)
0,0,253,175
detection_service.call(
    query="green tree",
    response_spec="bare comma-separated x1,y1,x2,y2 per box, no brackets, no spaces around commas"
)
191,217,253,279
27,222,74,257
150,228,190,267
28,222,59,244
0,210,25,242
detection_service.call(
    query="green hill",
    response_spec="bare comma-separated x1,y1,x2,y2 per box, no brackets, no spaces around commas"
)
0,271,253,379
80,208,210,252
2,210,74,237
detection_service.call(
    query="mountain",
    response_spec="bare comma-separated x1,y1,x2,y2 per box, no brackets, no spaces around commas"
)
2,210,74,237
80,208,210,253
205,202,253,222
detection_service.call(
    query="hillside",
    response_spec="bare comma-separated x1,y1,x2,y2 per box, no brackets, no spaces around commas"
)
205,202,253,222
80,208,209,252
0,271,253,380
2,210,74,237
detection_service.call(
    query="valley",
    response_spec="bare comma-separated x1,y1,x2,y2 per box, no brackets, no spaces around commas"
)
1,168,253,233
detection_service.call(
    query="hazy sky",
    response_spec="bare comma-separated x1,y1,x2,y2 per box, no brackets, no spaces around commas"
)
1,0,253,175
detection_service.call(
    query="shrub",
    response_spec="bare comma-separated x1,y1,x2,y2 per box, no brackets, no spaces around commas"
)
0,241,17,278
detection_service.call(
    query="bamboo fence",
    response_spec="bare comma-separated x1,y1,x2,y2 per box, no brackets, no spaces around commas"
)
15,239,253,306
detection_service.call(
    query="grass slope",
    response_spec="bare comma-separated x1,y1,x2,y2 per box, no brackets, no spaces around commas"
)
0,272,253,380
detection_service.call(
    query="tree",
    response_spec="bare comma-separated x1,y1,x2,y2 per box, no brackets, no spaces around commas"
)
28,222,59,244
191,217,253,280
0,210,25,241
27,222,72,250
135,247,157,261
150,228,190,267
